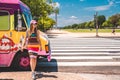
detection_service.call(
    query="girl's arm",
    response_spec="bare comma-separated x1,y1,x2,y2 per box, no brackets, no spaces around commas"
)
21,30,29,51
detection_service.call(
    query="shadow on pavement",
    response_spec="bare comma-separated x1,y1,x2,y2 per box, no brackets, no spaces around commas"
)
47,34,58,38
36,58,58,72
94,36,120,41
35,58,58,80
109,51,120,53
35,72,58,79
0,58,58,73
0,67,13,72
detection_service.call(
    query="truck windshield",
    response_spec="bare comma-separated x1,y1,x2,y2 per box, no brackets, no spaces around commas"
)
0,11,10,30
23,13,32,28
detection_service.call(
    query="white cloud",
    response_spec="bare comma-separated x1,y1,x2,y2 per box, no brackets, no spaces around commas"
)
52,2,60,8
70,16,78,19
49,14,60,18
86,5,110,11
85,0,114,11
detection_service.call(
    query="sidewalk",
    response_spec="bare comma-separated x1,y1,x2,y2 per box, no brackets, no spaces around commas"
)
0,72,87,80
46,29,120,38
46,29,70,34
1,71,120,80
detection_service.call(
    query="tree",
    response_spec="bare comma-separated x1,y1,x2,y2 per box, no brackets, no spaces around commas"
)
21,0,53,17
20,0,55,31
102,21,109,28
85,22,90,28
72,24,78,29
102,20,113,28
108,14,120,28
80,22,86,29
117,19,120,26
85,21,94,29
63,13,120,29
89,21,94,28
97,15,106,28
38,17,56,30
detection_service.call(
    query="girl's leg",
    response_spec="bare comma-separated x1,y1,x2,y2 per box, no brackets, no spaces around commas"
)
29,53,37,79
30,57,37,72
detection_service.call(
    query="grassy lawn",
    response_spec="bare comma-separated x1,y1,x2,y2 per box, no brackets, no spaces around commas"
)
63,29,120,33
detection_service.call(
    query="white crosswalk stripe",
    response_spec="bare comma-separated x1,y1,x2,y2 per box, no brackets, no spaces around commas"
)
38,62,120,66
51,56,113,59
52,49,120,52
52,52,110,55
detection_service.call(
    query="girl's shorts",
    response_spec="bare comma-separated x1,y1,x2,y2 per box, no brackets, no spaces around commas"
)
29,52,37,58
27,45,39,58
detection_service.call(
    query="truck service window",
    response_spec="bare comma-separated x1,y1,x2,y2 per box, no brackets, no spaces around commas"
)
0,11,10,30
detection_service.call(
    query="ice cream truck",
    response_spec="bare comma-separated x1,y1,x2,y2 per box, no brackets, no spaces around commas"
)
0,0,51,70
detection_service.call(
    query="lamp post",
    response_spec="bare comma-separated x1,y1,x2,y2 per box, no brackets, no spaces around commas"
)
94,12,99,37
55,9,58,29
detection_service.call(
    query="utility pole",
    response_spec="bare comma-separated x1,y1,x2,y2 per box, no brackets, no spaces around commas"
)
55,11,57,29
94,12,99,37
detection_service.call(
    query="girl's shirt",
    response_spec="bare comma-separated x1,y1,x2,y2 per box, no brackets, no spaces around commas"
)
28,33,39,45
26,30,40,52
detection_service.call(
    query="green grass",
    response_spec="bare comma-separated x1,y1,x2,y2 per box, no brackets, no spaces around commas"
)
63,29,120,33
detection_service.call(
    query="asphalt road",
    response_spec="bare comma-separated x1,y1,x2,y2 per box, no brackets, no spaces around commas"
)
38,31,120,74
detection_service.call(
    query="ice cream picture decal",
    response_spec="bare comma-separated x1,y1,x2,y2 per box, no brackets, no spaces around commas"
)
0,35,18,53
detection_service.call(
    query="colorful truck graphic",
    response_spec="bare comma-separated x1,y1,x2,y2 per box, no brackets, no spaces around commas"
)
0,0,51,70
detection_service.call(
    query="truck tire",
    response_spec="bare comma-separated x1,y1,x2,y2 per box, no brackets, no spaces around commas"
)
12,49,30,71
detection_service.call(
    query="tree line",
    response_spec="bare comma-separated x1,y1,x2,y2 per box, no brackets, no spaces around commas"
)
63,14,120,29
21,0,57,31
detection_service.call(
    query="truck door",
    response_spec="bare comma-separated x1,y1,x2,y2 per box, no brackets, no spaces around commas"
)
0,10,15,67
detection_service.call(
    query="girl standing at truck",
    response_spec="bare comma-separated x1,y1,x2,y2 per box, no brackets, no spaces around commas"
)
22,20,41,79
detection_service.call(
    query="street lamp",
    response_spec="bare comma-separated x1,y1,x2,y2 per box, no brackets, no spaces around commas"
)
94,12,99,37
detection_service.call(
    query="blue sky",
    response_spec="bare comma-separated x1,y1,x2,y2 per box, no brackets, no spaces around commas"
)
50,0,120,27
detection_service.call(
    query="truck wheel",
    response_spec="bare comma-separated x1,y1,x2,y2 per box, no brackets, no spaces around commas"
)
12,50,30,71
